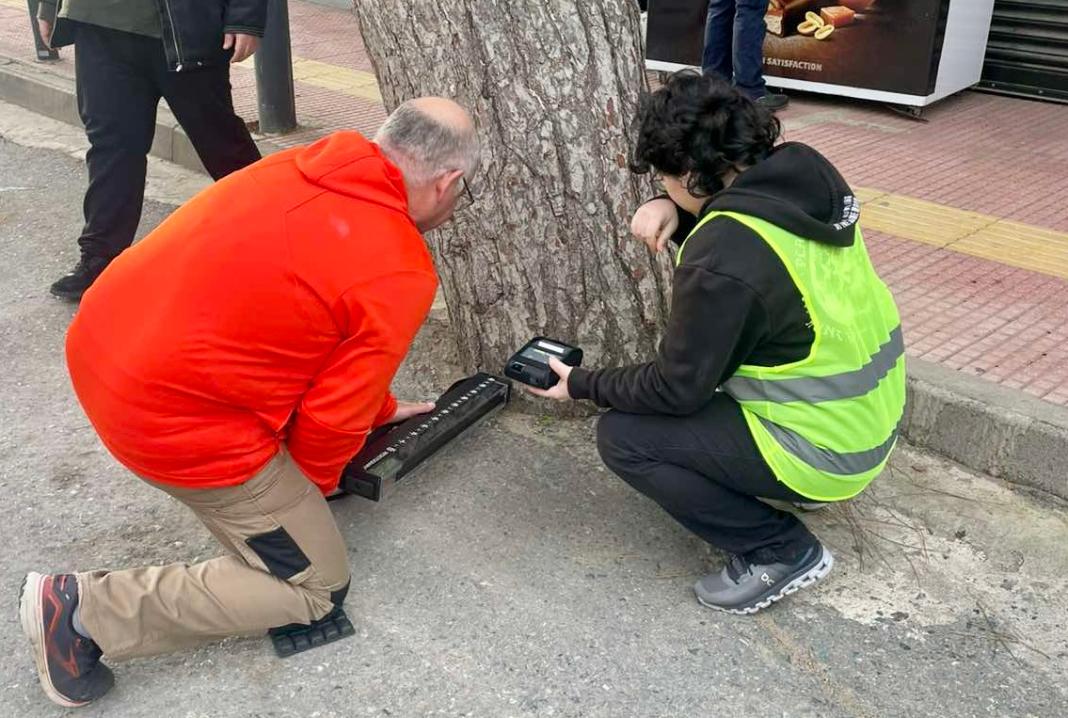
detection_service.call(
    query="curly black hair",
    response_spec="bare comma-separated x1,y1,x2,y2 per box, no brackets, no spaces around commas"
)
632,71,782,197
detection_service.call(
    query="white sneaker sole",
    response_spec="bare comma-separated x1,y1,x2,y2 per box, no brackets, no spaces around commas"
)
19,572,88,708
696,547,836,616
792,502,830,512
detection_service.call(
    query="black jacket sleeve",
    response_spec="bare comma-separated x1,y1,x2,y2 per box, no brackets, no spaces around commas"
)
568,264,770,415
643,195,698,247
672,206,698,245
224,0,268,36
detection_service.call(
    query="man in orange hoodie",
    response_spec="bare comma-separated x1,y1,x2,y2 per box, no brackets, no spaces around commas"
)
19,97,479,708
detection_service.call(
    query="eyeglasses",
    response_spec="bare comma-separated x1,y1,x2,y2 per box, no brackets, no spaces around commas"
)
455,177,476,212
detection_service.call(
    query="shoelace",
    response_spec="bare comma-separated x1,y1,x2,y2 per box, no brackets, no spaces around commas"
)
725,547,797,583
725,553,752,583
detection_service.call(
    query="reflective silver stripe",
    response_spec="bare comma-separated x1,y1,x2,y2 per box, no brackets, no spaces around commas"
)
724,326,905,404
759,417,899,475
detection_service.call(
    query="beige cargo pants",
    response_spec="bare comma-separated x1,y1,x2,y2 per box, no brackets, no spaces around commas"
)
76,449,351,660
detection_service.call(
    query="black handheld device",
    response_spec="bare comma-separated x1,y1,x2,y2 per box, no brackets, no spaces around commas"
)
503,337,583,389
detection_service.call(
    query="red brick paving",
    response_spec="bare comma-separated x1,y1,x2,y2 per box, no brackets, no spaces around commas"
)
228,1,387,146
781,92,1068,231
864,230,1068,402
2,0,1067,406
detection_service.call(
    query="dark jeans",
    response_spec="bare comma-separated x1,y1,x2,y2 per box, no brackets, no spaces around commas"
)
701,0,768,99
596,394,817,558
74,23,260,261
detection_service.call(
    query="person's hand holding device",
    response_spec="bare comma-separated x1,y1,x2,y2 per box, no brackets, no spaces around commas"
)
504,337,582,401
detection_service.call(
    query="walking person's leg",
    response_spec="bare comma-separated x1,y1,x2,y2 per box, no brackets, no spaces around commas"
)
20,450,350,705
159,60,261,180
51,25,161,300
732,0,788,109
596,393,833,614
701,0,736,83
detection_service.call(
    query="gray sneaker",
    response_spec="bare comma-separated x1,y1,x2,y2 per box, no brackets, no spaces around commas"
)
694,543,834,615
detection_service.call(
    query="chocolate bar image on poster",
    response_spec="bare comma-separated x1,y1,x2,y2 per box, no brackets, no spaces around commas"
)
767,1,872,37
766,1,817,38
764,0,954,97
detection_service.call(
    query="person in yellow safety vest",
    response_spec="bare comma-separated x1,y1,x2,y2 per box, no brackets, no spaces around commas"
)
530,71,906,615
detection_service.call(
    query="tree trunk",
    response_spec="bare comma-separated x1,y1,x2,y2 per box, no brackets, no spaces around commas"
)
354,0,672,378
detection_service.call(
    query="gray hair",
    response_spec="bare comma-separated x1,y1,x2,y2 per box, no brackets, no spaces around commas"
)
375,102,479,186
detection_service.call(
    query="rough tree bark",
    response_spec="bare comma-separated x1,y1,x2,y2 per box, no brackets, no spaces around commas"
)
354,0,672,377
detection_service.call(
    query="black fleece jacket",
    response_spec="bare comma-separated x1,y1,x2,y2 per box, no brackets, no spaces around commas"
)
39,0,267,71
568,142,862,415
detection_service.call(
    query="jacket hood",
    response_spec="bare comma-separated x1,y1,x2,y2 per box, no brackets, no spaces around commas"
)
705,142,859,247
295,131,409,215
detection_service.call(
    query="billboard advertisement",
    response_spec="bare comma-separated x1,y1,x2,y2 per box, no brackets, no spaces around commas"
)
646,0,952,96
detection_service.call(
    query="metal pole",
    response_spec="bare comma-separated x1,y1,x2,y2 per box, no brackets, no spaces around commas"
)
27,0,59,61
254,0,297,134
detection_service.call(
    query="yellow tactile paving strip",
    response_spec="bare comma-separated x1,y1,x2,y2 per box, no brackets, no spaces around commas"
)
857,190,990,246
288,58,382,102
857,188,1068,280
233,56,382,102
953,222,1068,279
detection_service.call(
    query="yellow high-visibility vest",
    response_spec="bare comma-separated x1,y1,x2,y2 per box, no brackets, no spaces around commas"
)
678,211,906,501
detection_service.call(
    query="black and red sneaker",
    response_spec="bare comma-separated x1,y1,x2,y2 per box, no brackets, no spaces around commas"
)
19,572,114,707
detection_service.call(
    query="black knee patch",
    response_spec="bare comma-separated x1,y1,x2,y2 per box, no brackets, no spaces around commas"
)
330,580,350,608
245,527,311,580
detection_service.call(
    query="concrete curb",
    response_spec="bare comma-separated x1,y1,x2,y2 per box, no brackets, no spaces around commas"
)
0,53,285,174
3,53,1067,502
902,360,1068,501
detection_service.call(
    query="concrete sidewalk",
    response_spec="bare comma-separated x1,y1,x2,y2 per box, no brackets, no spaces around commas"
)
1,132,1067,716
1,0,1067,500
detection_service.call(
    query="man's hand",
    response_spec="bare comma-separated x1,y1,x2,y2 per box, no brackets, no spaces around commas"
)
224,33,261,64
526,357,574,402
37,18,53,45
385,399,435,424
631,198,679,254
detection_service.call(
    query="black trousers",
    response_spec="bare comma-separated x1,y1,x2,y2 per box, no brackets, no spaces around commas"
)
74,23,261,260
596,394,819,559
